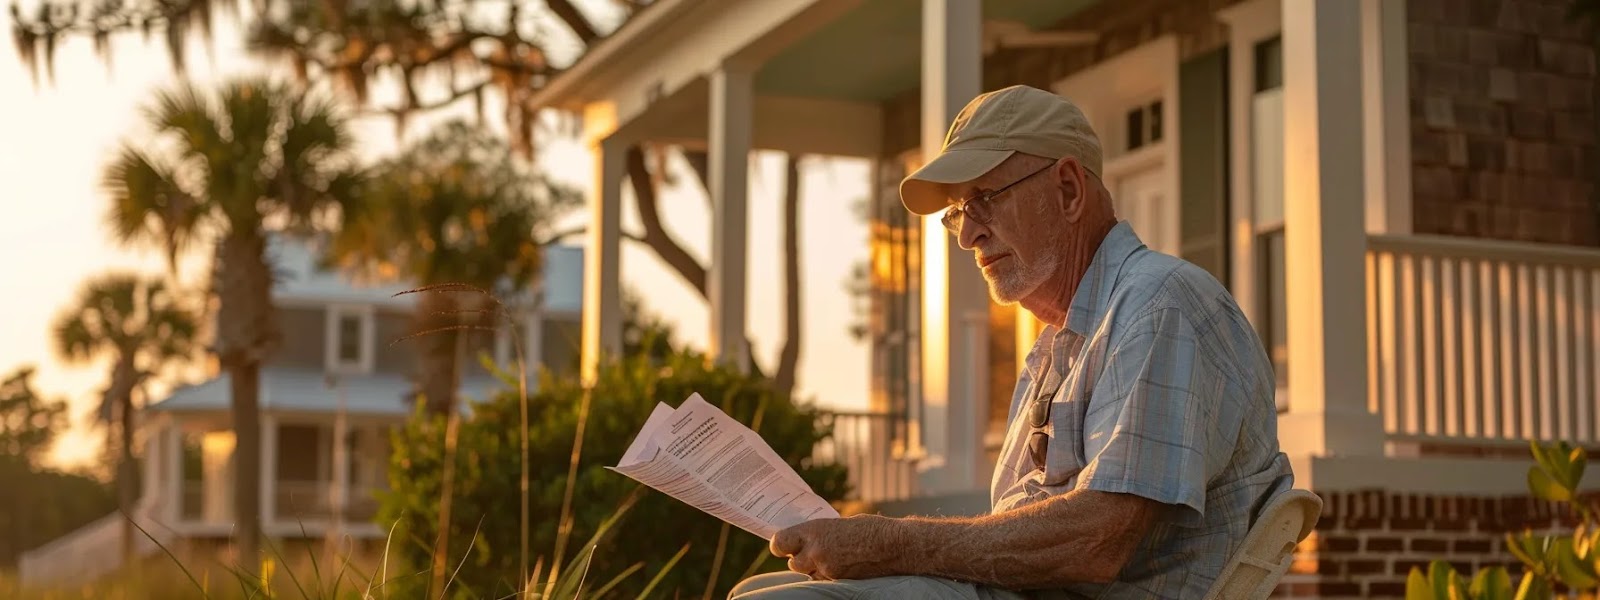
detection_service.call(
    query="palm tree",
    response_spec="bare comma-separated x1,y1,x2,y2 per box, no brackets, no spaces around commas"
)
52,273,199,565
325,119,578,415
101,78,360,572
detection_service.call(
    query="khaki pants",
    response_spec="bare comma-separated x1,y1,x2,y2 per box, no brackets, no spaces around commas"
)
727,571,1032,600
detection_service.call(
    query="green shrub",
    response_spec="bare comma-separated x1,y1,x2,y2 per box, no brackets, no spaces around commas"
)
378,347,850,599
1405,440,1597,599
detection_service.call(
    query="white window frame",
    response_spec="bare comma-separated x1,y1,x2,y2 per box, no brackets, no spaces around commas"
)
1220,0,1286,410
1053,35,1182,257
324,304,376,375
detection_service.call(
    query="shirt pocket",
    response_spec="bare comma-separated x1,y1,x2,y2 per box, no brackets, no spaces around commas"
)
1040,377,1088,488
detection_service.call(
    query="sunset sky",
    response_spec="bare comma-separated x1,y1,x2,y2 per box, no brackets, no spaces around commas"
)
0,1,873,470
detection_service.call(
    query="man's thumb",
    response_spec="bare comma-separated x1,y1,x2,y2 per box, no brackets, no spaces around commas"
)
770,528,802,557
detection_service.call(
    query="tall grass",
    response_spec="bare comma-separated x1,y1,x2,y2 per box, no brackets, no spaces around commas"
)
13,284,692,599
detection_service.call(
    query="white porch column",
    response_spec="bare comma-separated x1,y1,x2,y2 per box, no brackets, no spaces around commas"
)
142,420,162,507
1280,0,1385,458
708,61,754,372
919,0,988,494
329,409,349,543
581,139,624,384
164,420,182,524
259,415,277,525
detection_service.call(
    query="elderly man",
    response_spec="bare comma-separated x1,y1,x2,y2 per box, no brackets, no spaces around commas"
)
728,85,1294,599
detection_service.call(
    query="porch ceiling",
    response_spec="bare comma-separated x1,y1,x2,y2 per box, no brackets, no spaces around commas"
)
753,0,1104,101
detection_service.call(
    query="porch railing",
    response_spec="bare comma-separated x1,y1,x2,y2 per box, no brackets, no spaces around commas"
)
1366,234,1600,447
812,410,917,503
276,481,382,522
180,480,380,524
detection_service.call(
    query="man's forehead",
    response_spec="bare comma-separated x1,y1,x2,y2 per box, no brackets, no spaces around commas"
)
943,166,1011,203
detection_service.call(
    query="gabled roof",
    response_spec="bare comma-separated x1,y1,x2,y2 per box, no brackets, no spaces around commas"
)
266,233,585,314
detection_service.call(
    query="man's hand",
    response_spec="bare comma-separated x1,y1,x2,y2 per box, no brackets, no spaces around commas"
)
769,514,904,581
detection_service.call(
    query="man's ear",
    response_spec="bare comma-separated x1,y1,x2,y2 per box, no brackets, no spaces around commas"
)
1055,157,1089,222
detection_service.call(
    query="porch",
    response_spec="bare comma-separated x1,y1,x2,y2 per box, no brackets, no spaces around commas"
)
161,412,395,539
15,411,397,586
528,0,1600,509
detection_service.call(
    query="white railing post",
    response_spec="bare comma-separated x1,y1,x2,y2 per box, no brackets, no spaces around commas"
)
164,420,181,524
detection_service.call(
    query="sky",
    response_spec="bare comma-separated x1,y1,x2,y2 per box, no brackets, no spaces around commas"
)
0,0,872,471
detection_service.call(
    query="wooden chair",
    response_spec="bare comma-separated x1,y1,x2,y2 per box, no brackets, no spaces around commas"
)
1202,488,1322,600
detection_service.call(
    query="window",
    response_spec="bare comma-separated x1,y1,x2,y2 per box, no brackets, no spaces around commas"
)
1259,230,1288,391
337,315,362,363
1255,36,1284,92
1124,100,1164,151
326,305,374,374
1251,35,1288,405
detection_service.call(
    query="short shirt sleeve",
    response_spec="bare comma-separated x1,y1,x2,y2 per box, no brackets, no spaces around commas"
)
1076,306,1219,527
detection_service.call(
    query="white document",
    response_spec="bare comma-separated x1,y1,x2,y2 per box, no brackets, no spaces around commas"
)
608,393,840,540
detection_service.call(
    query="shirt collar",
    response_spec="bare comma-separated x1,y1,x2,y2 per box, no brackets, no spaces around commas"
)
1018,221,1146,380
1064,220,1145,337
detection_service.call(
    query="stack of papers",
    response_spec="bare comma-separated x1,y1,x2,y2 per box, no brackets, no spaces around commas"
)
608,393,840,539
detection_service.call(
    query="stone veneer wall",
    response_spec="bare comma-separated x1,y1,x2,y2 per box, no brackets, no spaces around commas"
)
1271,489,1589,599
1407,0,1599,245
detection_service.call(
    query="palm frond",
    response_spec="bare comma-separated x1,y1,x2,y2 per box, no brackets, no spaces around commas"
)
142,280,201,363
277,91,357,221
147,82,223,159
102,144,203,271
51,311,100,364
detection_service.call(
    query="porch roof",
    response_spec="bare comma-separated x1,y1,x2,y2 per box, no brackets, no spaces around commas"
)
145,367,505,416
752,0,1102,102
528,0,1103,147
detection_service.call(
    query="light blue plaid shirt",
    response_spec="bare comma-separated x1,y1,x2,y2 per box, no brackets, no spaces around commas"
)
990,221,1294,599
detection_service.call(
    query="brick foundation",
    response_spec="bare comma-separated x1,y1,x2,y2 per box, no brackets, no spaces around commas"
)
1270,489,1593,599
1407,0,1599,246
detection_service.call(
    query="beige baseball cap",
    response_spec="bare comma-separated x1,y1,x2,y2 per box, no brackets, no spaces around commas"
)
900,84,1103,216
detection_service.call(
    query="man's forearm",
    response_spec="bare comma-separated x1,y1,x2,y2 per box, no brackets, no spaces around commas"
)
883,489,1158,590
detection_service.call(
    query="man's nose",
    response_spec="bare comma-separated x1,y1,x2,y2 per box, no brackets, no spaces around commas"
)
956,215,987,251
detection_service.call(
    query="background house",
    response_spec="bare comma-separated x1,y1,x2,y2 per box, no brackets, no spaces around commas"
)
526,0,1600,597
17,235,585,586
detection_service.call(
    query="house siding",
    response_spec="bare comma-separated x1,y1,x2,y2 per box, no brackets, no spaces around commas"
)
1408,0,1598,245
373,310,414,375
267,306,324,370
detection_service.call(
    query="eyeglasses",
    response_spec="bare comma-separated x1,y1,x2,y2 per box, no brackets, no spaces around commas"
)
940,162,1055,234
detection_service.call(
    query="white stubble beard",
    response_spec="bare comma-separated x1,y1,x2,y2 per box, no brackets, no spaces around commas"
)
986,243,1062,305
